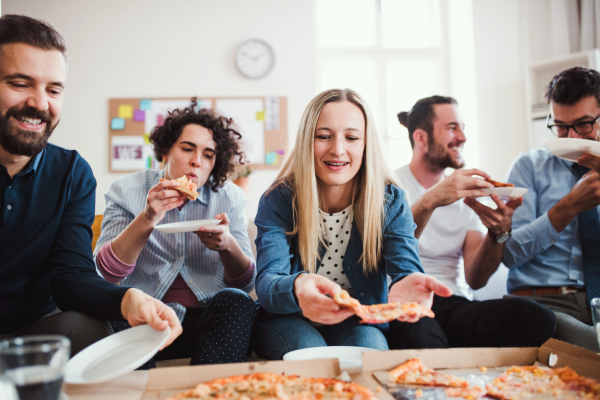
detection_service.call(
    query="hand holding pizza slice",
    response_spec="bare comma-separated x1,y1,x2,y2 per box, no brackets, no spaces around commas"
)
159,175,199,200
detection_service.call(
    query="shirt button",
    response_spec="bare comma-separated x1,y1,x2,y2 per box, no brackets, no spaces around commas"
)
180,257,183,260
6,205,12,210
550,239,555,243
574,257,578,261
360,293,364,297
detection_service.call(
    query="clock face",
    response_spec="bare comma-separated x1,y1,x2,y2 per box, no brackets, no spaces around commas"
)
235,39,275,79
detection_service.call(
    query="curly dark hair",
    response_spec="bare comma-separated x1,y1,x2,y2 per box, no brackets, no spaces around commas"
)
545,66,600,106
149,98,246,192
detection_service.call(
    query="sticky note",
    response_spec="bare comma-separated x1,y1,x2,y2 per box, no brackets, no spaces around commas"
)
134,109,145,122
277,149,285,156
140,99,152,111
265,151,278,165
256,111,265,121
143,134,151,144
111,118,125,130
118,105,133,119
157,114,165,127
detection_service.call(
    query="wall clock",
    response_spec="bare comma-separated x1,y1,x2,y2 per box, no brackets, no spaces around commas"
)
235,39,275,79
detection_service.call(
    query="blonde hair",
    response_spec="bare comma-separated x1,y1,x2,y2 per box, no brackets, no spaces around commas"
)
274,89,398,274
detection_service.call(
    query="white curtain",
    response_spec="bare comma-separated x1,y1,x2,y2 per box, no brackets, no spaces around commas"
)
580,0,600,50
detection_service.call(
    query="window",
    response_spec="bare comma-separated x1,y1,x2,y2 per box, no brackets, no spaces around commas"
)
316,0,479,171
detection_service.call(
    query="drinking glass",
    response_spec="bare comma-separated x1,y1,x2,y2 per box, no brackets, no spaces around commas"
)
592,298,600,350
0,335,70,400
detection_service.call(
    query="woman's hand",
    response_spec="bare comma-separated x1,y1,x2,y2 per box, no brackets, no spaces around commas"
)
388,272,452,322
142,180,185,226
293,274,355,325
195,213,236,252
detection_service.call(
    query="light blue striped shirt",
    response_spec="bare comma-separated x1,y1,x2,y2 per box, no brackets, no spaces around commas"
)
93,169,255,321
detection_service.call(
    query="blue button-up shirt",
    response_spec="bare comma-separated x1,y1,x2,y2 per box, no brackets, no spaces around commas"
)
0,144,128,334
254,183,423,324
94,169,255,322
504,149,593,292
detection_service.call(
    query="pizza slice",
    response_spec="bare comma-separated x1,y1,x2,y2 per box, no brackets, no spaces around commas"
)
484,178,514,188
163,372,377,400
333,289,434,324
159,176,199,200
486,365,600,400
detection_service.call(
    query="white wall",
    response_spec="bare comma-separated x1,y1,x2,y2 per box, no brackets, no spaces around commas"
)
3,0,315,216
471,0,530,181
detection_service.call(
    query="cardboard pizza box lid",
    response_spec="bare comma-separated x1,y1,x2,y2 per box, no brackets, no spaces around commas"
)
141,358,340,400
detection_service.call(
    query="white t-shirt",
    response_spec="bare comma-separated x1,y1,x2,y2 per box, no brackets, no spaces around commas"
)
395,165,486,299
317,205,353,295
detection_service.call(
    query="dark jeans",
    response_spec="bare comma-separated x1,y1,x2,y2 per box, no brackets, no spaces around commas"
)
112,288,256,368
388,295,557,349
2,311,113,357
251,313,389,360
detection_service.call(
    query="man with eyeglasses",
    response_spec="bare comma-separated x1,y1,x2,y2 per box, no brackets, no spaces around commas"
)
504,66,600,351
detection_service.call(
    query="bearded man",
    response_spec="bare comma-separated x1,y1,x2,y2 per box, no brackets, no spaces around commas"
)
390,95,556,349
0,14,182,355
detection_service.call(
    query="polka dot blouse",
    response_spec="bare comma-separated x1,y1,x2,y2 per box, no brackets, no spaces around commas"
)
318,205,354,295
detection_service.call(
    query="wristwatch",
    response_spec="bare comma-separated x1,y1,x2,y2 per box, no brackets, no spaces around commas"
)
492,230,512,244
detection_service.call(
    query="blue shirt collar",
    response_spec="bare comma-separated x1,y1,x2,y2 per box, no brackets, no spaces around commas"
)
15,148,44,179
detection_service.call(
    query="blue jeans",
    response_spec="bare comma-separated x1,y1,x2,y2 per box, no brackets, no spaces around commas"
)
251,314,389,360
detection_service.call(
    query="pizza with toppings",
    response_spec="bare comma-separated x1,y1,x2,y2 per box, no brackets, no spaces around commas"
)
486,365,600,400
333,289,434,324
160,176,199,200
485,178,514,188
163,372,377,400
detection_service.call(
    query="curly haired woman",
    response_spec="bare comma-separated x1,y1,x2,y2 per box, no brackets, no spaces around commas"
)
94,98,256,366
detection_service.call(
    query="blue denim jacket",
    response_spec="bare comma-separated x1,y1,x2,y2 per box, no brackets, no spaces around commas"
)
254,183,423,317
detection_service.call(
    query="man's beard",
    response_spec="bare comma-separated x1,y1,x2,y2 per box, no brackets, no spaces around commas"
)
0,106,57,157
424,135,465,170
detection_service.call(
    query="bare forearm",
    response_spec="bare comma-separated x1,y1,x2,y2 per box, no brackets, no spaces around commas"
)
411,194,436,239
111,213,154,265
465,234,505,290
219,238,251,279
548,196,578,233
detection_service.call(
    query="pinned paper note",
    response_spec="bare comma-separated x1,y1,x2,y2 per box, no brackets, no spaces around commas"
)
156,114,165,127
277,149,285,156
256,111,265,121
111,118,125,130
142,133,151,144
134,109,146,122
118,105,134,119
139,99,152,111
265,151,278,165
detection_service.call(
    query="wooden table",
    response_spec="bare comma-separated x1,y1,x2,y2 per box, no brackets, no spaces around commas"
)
65,371,148,400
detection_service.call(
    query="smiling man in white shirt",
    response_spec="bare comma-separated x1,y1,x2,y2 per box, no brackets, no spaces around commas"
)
393,95,556,348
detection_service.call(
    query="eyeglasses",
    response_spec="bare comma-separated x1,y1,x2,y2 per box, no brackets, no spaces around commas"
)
546,114,600,137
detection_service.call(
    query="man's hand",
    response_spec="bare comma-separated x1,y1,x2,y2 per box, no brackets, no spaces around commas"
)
195,213,236,252
120,288,182,350
142,180,185,226
578,153,600,174
463,194,523,237
423,169,494,209
565,170,600,214
293,274,355,325
388,273,452,322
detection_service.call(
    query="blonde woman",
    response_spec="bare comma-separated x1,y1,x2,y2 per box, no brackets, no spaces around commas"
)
252,89,452,359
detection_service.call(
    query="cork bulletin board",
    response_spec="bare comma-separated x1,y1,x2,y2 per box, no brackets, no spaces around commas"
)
108,96,288,173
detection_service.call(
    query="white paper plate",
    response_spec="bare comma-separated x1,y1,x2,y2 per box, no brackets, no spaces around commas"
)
64,325,170,384
154,219,220,234
543,138,600,162
283,346,378,374
481,187,528,199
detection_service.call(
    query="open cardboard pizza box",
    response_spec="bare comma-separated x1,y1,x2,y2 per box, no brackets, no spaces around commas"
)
355,339,600,400
139,339,600,400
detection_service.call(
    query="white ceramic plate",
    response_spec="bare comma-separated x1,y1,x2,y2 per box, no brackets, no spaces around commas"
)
64,325,170,384
481,187,529,199
283,346,378,374
154,219,220,234
543,138,600,162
